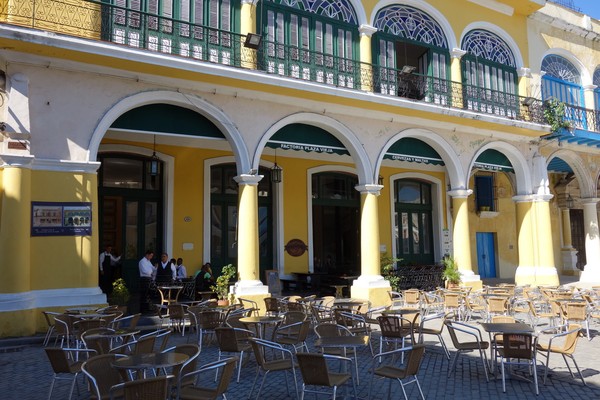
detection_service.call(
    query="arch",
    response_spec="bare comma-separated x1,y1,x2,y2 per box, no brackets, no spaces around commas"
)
253,112,372,185
388,171,445,264
542,54,581,84
371,0,457,49
376,128,465,190
540,48,592,86
268,0,362,25
594,66,600,86
460,22,524,69
89,90,250,174
461,29,516,68
547,149,594,198
468,142,531,195
98,143,175,257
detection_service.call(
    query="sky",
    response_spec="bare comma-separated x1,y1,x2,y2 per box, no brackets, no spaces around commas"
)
573,1,600,20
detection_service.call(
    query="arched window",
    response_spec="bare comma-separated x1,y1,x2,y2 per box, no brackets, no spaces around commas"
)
541,55,582,105
461,29,518,117
593,67,600,111
110,0,239,64
372,5,450,104
263,0,359,88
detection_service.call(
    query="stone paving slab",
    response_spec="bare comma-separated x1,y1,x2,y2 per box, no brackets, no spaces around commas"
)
1,319,599,399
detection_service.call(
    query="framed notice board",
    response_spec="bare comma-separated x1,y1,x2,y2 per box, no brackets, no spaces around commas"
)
265,269,281,296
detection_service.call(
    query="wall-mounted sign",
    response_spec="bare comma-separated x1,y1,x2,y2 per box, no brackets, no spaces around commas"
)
31,202,92,236
285,238,308,257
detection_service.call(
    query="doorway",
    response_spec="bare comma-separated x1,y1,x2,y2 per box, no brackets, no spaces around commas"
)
476,232,497,278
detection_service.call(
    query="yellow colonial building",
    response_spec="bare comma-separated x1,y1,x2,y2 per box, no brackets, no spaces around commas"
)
1,0,600,337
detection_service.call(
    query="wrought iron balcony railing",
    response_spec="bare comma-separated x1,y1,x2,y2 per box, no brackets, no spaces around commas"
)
1,0,598,134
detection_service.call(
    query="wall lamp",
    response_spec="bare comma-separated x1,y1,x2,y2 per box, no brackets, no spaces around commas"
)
244,33,262,49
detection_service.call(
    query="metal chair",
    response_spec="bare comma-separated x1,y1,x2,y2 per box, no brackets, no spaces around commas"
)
296,353,357,400
81,353,128,400
161,344,200,395
45,347,96,400
215,327,255,382
238,298,260,316
196,311,224,350
248,338,298,399
369,345,426,400
42,311,61,347
498,333,539,395
264,297,281,316
110,375,173,400
272,319,311,353
444,319,490,382
536,324,586,386
176,357,238,400
417,311,450,359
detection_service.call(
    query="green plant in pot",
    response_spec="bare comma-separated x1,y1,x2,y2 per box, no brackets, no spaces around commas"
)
442,256,461,288
109,278,130,307
543,98,573,134
210,264,236,305
381,254,402,292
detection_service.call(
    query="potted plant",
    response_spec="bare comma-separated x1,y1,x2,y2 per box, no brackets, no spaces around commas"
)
441,256,461,288
543,98,573,134
210,264,236,306
109,278,130,314
381,254,402,292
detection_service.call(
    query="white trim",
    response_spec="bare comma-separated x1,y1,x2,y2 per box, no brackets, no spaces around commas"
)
0,287,106,312
460,22,525,70
203,157,284,276
540,49,593,87
98,144,175,257
306,165,358,274
370,0,457,50
31,158,101,173
388,172,444,265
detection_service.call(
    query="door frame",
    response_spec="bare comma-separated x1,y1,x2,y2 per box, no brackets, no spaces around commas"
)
98,144,174,256
476,232,497,278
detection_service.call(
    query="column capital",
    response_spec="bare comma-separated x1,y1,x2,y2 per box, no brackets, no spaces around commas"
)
580,197,600,205
234,174,263,185
584,84,598,92
447,189,472,198
358,24,378,37
355,184,383,195
240,0,258,5
0,154,34,168
518,67,532,78
450,48,467,59
512,194,553,203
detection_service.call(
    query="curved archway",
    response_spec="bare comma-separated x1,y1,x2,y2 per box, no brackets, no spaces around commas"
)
376,128,465,189
468,142,531,195
547,149,594,197
460,22,524,69
88,90,250,174
253,112,372,184
370,0,457,49
540,49,592,86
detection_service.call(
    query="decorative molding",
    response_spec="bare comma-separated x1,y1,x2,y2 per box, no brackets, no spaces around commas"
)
467,0,513,16
234,173,263,185
450,48,467,59
355,184,383,195
358,24,377,37
518,67,532,78
0,287,105,312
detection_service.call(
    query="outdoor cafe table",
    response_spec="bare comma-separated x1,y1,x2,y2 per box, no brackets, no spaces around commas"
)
65,306,97,314
157,285,184,306
85,329,141,352
239,316,282,338
314,335,369,383
480,322,534,374
112,352,189,379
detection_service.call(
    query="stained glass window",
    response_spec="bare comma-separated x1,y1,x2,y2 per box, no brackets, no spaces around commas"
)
462,30,515,67
266,0,357,24
373,5,448,48
541,55,581,84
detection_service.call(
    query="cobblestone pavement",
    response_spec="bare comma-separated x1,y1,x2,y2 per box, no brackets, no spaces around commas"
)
1,314,599,400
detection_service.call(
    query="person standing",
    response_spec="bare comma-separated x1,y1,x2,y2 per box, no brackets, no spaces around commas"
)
139,250,156,313
156,253,175,283
99,245,121,294
175,258,187,280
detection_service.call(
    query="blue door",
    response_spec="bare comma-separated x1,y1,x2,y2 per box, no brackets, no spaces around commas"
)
476,232,496,278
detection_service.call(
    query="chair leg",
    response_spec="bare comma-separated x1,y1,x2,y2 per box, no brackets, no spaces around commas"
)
567,354,586,386
47,376,56,400
532,360,539,395
68,374,77,400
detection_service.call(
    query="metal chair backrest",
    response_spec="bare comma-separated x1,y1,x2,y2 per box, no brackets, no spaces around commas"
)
199,310,224,329
264,297,280,314
282,311,307,325
82,354,127,399
404,344,426,377
216,326,253,352
314,323,351,338
378,315,416,342
502,333,534,360
117,375,171,400
296,353,334,386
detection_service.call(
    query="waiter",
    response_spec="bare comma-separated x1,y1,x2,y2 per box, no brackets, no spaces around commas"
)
99,245,121,294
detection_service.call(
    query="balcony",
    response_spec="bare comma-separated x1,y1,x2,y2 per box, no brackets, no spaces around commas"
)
2,0,599,137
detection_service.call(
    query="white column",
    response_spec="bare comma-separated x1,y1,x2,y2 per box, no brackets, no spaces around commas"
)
580,198,600,283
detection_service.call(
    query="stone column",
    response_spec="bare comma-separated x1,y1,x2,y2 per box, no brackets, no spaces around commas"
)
561,207,578,275
583,85,598,131
514,195,559,286
580,198,600,283
351,184,390,306
240,0,259,69
358,25,377,92
232,174,268,311
448,189,481,289
450,48,467,108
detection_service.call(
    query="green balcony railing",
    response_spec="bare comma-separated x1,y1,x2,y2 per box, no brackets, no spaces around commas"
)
0,0,595,133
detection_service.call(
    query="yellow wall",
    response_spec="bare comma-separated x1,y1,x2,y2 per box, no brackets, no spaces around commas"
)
468,173,519,278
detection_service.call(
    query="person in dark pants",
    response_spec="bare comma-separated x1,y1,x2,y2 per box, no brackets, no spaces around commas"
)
155,253,175,284
99,245,121,294
138,250,156,313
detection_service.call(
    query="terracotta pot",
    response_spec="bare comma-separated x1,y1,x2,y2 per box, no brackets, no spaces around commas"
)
217,299,230,307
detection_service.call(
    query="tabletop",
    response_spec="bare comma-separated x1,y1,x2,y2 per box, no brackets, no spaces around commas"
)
85,328,140,340
112,352,189,371
239,316,283,324
314,335,369,348
479,322,534,334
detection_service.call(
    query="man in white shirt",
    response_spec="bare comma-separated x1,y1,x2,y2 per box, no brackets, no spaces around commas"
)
156,252,176,283
139,250,156,313
175,258,187,280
